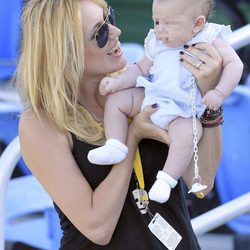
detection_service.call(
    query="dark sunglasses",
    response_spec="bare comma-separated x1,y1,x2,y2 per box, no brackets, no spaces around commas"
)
93,6,116,48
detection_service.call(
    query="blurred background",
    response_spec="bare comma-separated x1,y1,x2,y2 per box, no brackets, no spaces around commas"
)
0,1,250,250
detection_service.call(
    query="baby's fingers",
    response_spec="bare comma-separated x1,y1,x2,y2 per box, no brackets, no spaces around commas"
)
99,79,110,95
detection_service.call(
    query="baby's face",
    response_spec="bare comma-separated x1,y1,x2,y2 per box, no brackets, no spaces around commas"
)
152,0,197,48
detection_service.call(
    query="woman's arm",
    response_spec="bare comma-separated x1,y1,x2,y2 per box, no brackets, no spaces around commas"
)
19,106,166,245
183,126,222,195
19,110,137,245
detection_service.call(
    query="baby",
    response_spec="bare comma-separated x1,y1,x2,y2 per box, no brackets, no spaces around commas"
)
88,0,243,203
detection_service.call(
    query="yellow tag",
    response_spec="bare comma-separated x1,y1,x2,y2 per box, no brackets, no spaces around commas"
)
133,148,145,190
195,192,205,199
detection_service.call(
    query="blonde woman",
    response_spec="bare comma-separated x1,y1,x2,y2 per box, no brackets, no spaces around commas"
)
18,0,222,249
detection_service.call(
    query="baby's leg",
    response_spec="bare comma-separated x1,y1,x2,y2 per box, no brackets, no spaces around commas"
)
164,117,202,179
149,117,202,203
87,88,144,165
104,88,144,142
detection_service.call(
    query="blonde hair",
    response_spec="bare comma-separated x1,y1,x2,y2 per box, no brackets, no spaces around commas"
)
17,0,108,144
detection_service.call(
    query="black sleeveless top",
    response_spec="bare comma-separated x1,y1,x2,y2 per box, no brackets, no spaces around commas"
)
54,136,201,250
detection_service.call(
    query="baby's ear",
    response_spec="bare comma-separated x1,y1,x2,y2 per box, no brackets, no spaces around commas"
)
193,15,206,34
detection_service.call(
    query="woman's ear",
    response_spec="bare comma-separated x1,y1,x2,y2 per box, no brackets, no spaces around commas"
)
192,15,206,34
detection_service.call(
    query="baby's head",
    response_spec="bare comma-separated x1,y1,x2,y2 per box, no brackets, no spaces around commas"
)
152,0,213,47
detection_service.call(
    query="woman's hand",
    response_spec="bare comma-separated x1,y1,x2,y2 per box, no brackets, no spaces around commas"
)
129,104,170,145
180,43,223,96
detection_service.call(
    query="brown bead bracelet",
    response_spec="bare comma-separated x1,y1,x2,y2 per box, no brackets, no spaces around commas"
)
200,106,224,128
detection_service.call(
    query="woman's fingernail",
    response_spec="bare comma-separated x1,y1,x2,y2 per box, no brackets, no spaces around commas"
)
184,44,189,49
152,103,158,109
179,51,184,55
180,58,184,62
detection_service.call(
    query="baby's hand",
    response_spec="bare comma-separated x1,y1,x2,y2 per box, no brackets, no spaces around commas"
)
202,89,224,110
99,77,121,95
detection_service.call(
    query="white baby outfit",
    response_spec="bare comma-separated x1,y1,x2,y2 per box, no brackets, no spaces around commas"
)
140,23,231,203
136,22,232,130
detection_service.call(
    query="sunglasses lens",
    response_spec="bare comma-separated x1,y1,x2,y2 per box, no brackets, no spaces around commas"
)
96,23,109,48
108,8,116,26
94,7,115,48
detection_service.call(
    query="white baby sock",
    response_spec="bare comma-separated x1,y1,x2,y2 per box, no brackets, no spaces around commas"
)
87,139,128,165
148,171,178,203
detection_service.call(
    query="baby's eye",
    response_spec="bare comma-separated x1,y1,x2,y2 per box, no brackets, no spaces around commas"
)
155,20,159,25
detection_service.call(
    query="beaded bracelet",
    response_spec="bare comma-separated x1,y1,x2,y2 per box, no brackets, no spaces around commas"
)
200,106,224,128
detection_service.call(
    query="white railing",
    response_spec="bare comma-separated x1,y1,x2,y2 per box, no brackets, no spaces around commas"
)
0,137,21,250
229,24,250,50
191,192,250,236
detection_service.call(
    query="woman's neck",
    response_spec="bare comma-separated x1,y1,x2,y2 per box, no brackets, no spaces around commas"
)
78,77,106,120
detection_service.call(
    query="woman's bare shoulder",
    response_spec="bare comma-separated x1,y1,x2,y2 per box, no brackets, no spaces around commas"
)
20,109,48,128
19,109,72,149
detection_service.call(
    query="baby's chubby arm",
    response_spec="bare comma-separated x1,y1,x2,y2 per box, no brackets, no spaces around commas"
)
202,38,243,110
201,89,225,110
99,56,153,95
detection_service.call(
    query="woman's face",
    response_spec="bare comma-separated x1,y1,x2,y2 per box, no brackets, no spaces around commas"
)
80,1,126,78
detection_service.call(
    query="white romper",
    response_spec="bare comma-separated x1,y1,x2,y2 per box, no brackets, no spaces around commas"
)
136,23,231,130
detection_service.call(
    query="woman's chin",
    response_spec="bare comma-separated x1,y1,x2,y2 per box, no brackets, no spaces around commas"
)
114,57,127,71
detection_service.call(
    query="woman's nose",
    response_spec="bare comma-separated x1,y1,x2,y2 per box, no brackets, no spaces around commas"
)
108,24,121,40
